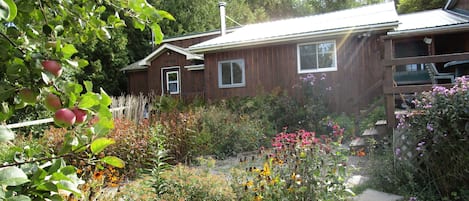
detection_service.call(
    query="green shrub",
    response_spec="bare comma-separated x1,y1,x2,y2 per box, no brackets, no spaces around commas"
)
201,105,266,159
157,165,236,201
41,118,165,181
153,109,204,163
395,76,469,200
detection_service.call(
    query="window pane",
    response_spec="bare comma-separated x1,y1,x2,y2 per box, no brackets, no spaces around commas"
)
317,42,335,68
318,52,334,68
221,63,232,85
300,44,317,70
232,62,243,84
168,72,178,81
168,83,178,93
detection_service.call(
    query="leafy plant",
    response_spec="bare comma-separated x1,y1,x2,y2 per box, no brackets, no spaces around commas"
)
0,1,173,200
157,165,236,201
395,76,469,200
232,124,353,201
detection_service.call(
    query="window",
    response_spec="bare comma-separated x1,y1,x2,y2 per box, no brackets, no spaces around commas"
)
166,71,179,94
218,59,245,88
297,40,337,73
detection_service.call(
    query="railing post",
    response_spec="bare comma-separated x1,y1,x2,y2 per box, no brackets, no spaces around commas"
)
383,38,396,128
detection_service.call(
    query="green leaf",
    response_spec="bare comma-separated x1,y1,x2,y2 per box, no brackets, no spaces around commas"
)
78,59,89,68
101,156,125,168
150,23,163,44
78,93,100,109
41,72,51,85
0,0,17,21
0,102,14,122
48,158,65,174
97,27,111,41
157,10,175,21
65,82,83,96
0,166,29,186
60,166,77,175
0,125,14,142
90,137,115,154
132,18,145,31
36,182,58,192
31,168,47,185
84,81,93,93
100,88,112,107
57,180,81,197
5,195,31,201
62,44,78,59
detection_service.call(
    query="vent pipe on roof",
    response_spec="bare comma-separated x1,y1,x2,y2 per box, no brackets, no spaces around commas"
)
219,2,227,36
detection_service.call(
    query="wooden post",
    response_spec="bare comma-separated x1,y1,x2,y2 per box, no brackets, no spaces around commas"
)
383,38,396,128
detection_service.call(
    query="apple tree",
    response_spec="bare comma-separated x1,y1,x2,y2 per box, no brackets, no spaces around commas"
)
0,0,173,200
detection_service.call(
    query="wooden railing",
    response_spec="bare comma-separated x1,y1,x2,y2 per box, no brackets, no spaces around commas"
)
382,39,469,127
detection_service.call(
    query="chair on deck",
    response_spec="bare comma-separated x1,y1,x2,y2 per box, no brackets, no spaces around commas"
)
425,63,455,84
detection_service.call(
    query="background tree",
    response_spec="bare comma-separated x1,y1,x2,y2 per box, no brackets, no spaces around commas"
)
397,0,446,14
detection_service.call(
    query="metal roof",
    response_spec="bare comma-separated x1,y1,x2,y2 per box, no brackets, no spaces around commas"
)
189,2,398,53
389,9,469,36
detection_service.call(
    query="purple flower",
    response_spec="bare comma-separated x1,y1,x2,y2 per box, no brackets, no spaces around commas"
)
395,148,401,156
320,73,326,80
426,123,433,132
409,197,417,201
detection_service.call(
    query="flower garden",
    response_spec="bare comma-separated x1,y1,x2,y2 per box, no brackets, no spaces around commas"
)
2,1,469,200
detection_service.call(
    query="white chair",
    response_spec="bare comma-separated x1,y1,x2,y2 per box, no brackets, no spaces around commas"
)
425,63,455,84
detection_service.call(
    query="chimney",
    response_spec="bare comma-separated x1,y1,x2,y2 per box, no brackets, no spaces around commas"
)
219,2,227,36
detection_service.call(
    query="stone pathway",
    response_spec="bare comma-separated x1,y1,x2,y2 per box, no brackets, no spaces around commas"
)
353,189,403,201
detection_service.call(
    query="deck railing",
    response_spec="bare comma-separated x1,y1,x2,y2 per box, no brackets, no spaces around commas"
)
382,38,468,127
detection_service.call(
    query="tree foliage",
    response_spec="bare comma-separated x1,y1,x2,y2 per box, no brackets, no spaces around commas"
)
151,0,385,37
397,0,446,14
0,0,171,200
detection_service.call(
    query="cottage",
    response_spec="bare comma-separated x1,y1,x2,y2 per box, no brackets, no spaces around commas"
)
122,0,469,121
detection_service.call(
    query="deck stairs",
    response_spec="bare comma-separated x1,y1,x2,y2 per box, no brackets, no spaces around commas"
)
350,120,390,153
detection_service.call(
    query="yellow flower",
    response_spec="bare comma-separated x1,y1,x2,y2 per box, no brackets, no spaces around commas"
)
261,162,271,177
254,194,263,201
245,180,254,187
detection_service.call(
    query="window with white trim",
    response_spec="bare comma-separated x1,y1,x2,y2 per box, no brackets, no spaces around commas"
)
297,40,337,73
166,71,179,94
218,59,245,88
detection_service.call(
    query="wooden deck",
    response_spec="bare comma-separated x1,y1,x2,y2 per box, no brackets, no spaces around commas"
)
382,35,469,127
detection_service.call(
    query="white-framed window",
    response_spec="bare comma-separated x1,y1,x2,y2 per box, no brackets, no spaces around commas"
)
166,71,179,94
218,59,246,88
297,40,337,74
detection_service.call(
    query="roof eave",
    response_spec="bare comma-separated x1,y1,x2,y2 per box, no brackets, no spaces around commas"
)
189,21,399,53
139,43,203,66
386,22,469,38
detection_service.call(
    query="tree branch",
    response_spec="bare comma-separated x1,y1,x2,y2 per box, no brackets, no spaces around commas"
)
0,31,26,55
38,0,49,25
0,153,74,168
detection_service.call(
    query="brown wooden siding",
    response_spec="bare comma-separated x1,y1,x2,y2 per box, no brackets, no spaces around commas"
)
455,0,469,11
203,33,385,114
127,70,148,95
147,49,204,98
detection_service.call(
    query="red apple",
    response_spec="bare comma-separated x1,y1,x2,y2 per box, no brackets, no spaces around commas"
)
54,108,76,127
41,60,63,77
72,107,87,124
44,93,62,112
18,88,38,103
